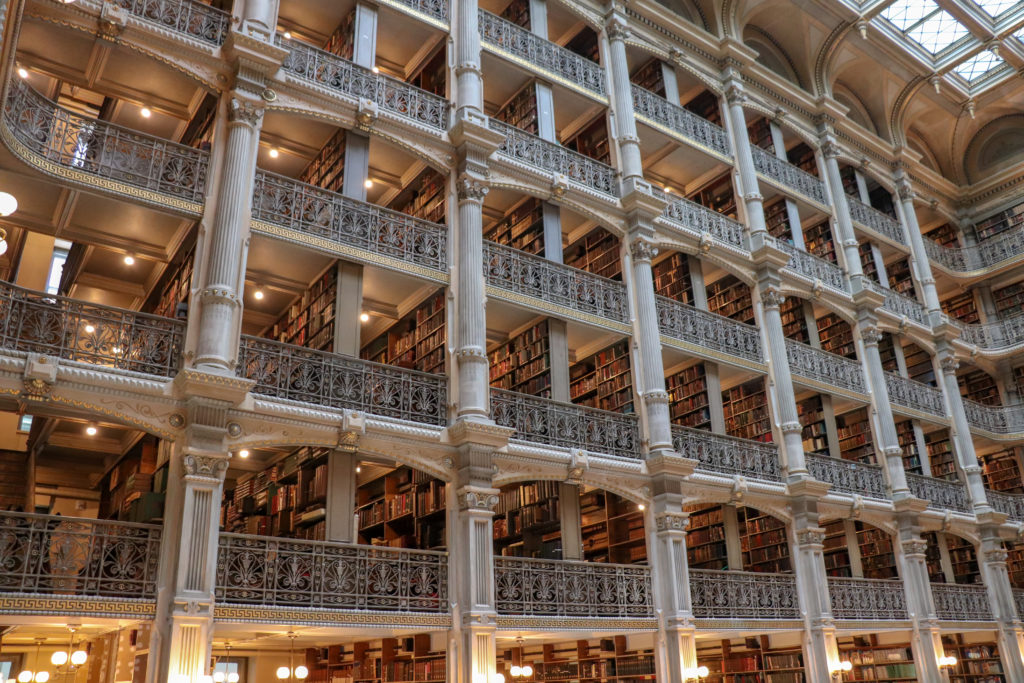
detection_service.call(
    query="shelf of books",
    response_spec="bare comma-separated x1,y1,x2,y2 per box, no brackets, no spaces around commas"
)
838,636,917,683
409,48,446,97
485,197,544,255
723,378,772,442
360,291,446,373
264,265,338,352
389,168,447,224
923,532,946,582
926,429,957,480
682,90,723,127
823,520,852,577
1008,543,1024,588
563,27,601,63
696,638,806,683
221,447,331,540
565,227,622,280
500,0,529,27
689,172,737,219
570,340,634,413
836,408,875,464
798,395,829,455
859,242,880,283
499,638,656,683
974,198,1024,241
323,11,355,60
707,275,755,324
764,198,794,243
493,83,539,135
857,521,898,579
886,257,917,299
666,363,711,429
960,368,1000,405
747,118,775,153
927,222,961,248
979,448,1023,493
580,488,647,564
802,220,837,264
303,634,447,683
816,313,855,358
300,128,346,193
993,281,1024,318
630,58,665,96
738,506,791,574
948,533,981,584
98,435,165,524
685,504,728,570
494,480,562,559
780,296,808,342
942,635,1005,682
488,320,551,397
902,342,936,385
896,420,923,474
839,165,859,196
146,235,196,319
652,251,695,304
942,291,981,325
357,465,447,549
787,143,817,177
565,116,610,164
878,333,900,373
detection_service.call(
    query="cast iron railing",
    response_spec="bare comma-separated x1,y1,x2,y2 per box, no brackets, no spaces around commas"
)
670,425,781,482
750,145,827,205
906,473,971,513
630,85,731,158
828,577,908,620
987,490,1024,522
772,238,848,293
885,372,945,417
654,190,746,250
689,569,800,619
656,296,763,364
805,453,888,499
960,313,1024,352
111,0,231,44
881,288,928,327
786,339,865,395
931,583,993,621
846,195,904,244
925,228,1024,274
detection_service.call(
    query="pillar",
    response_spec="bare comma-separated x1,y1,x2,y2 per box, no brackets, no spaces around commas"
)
857,320,910,497
236,0,279,40
894,512,946,682
604,14,644,189
894,172,942,315
722,79,767,234
935,348,991,513
789,495,840,683
818,138,864,279
648,491,697,683
977,526,1024,680
768,122,804,248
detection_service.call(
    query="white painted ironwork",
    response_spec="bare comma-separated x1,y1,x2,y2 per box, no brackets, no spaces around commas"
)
785,339,866,395
805,453,888,499
112,0,231,44
653,189,746,250
987,490,1024,522
925,228,1024,273
656,296,763,364
670,424,781,481
828,577,908,620
771,238,848,293
931,583,993,621
960,313,1024,351
906,473,971,513
885,372,945,416
881,287,928,327
630,85,731,158
846,194,905,244
750,145,828,205
689,569,800,619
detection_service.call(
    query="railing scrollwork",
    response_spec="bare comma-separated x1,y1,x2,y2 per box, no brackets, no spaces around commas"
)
690,569,800,619
630,86,731,158
750,146,828,206
111,0,231,45
906,473,971,513
885,372,945,417
671,425,781,481
930,583,993,622
805,453,888,499
828,577,908,620
785,339,865,395
846,195,905,245
656,296,762,364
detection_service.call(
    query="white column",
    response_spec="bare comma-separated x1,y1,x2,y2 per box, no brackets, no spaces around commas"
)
978,526,1024,681
894,513,945,682
935,349,991,513
722,80,767,235
894,173,942,315
236,0,279,40
648,494,698,683
857,321,910,497
819,138,863,279
604,15,644,188
769,122,804,247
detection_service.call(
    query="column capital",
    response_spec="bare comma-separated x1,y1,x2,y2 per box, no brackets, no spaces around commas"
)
901,538,929,557
227,96,264,128
819,138,842,160
795,527,827,546
724,80,747,106
939,354,960,374
629,237,658,263
457,485,501,512
896,177,916,202
760,285,786,309
456,175,489,203
860,325,884,345
605,15,630,42
182,453,230,481
654,510,690,534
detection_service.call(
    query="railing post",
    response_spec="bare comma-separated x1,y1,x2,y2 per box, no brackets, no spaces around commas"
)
978,524,1024,680
894,510,945,681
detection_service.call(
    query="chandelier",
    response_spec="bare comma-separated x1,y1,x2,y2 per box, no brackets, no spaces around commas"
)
275,633,308,680
508,638,533,679
50,626,87,670
18,639,50,683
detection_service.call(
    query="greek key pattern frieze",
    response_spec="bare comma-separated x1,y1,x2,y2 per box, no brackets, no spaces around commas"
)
931,583,993,622
657,296,763,364
651,189,746,250
111,0,230,44
805,453,887,499
690,569,800,620
630,85,731,159
671,424,781,481
828,577,908,620
494,556,653,618
846,195,904,244
905,473,971,513
885,372,945,417
749,145,827,206
786,339,866,395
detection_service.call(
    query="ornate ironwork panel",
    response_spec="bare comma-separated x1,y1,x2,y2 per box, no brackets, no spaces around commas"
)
0,511,161,599
484,241,629,323
885,372,945,416
487,119,618,197
785,339,865,395
689,569,800,619
215,534,448,612
630,86,731,158
805,453,888,499
238,336,448,426
656,296,763,364
931,583,993,621
749,145,827,205
253,171,447,273
5,81,209,203
654,190,746,250
960,313,1024,351
846,195,905,244
0,280,185,377
881,288,928,327
670,425,781,481
493,556,653,617
906,473,971,513
771,238,848,293
279,38,451,131
925,228,1024,274
490,389,640,460
987,490,1024,522
478,10,606,97
828,577,908,620
112,0,231,44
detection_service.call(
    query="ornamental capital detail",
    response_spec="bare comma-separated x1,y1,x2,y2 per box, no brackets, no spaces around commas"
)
724,82,746,106
796,528,826,546
456,176,488,202
985,548,1009,564
897,180,915,202
458,487,500,512
761,286,785,309
820,139,841,159
654,511,690,533
228,97,263,127
605,18,630,42
630,238,658,263
860,325,883,345
183,454,229,479
901,539,928,556
940,355,960,373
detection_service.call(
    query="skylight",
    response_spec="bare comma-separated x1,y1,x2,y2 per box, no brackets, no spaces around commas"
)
973,0,1021,17
880,0,970,54
953,51,1004,81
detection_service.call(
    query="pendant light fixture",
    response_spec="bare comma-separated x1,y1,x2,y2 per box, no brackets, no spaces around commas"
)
50,625,88,670
275,633,308,680
18,639,50,683
508,638,533,678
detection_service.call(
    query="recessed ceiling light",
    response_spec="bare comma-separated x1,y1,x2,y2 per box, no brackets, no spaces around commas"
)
123,255,135,266
360,312,370,322
140,107,152,118
364,179,373,189
253,289,265,300
85,424,97,436
283,31,291,39
238,449,250,458
17,67,28,79
372,66,380,74
268,148,279,158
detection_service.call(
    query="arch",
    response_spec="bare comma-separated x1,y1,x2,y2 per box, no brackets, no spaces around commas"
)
486,178,628,239
832,83,878,136
653,237,757,287
652,0,710,32
742,25,804,89
888,76,926,148
492,470,651,506
813,20,854,97
964,115,1024,185
906,129,942,176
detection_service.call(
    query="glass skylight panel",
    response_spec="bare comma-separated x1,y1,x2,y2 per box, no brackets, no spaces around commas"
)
881,0,934,30
905,10,969,52
954,51,1004,81
974,0,1021,16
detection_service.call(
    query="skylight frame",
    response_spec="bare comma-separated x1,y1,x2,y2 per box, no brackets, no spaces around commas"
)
875,0,974,57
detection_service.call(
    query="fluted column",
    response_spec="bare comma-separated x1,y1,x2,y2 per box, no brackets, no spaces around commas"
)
722,79,767,235
192,96,262,372
791,523,839,683
453,176,490,420
454,0,484,116
647,494,698,683
818,137,864,278
235,0,279,40
936,348,991,513
627,236,673,454
857,321,910,497
895,515,945,682
978,528,1024,680
604,14,644,188
894,172,942,315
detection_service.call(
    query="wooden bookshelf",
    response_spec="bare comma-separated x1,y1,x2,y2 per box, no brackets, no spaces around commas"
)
357,466,447,550
979,448,1023,493
493,83,539,135
723,379,772,442
823,519,851,578
484,196,544,254
839,637,916,683
959,368,1000,405
858,242,880,283
798,395,829,455
563,27,600,63
902,341,936,385
780,296,808,342
764,197,793,243
409,48,446,97
739,506,791,573
993,281,1024,318
652,251,694,304
948,533,981,584
565,227,621,280
499,0,529,27
264,265,337,352
503,637,656,683
942,635,1005,682
857,521,898,579
146,235,196,319
697,638,805,683
707,275,754,324
580,489,647,564
304,634,447,683
666,363,711,429
839,165,859,197
747,118,775,153
300,128,346,193
389,168,447,224
816,313,855,358
682,90,723,127
488,320,551,397
896,420,922,474
360,291,446,374
570,340,633,413
1009,543,1024,589
786,142,817,177
927,222,961,248
99,435,163,523
495,480,561,558
878,333,900,372
630,59,665,96
685,504,728,570
689,172,737,219
802,219,837,264
565,115,610,164
974,198,1024,241
923,531,946,582
886,257,917,299
943,291,981,324
836,408,874,464
926,429,957,481
323,11,355,59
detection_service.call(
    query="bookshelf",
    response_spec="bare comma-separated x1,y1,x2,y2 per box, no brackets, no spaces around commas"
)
896,420,922,474
666,363,711,429
323,11,355,60
926,429,957,480
902,342,936,385
488,320,551,397
493,83,539,136
707,275,755,324
764,198,793,243
878,333,900,372
974,198,1024,241
943,291,981,324
303,634,447,683
747,118,775,153
858,242,880,282
502,638,656,683
816,313,855,358
221,447,331,540
798,395,829,455
979,448,1023,493
802,220,836,264
923,531,945,582
565,116,610,164
689,172,737,219
494,480,561,559
836,408,874,464
98,435,163,523
357,466,447,550
484,197,544,254
786,143,817,177
1009,543,1024,589
839,165,859,197
839,637,917,683
959,368,1000,405
360,291,446,373
823,520,851,577
697,639,805,682
570,340,634,413
565,227,621,280
146,236,196,319
630,59,666,96
886,257,917,299
682,90,723,127
652,251,695,304
579,489,648,564
299,128,346,193
738,506,791,573
563,27,601,63
780,296,809,342
927,222,961,248
947,533,981,584
389,168,447,224
409,48,446,97
685,505,728,570
941,635,1005,682
264,265,337,352
500,0,529,27
723,379,772,442
993,281,1024,318
857,521,898,579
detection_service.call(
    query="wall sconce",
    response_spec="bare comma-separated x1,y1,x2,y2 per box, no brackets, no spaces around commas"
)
938,654,958,668
829,660,852,679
